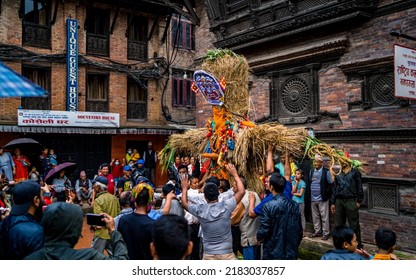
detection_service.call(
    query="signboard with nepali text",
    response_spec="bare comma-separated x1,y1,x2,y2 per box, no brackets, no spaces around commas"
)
18,109,120,128
394,44,416,100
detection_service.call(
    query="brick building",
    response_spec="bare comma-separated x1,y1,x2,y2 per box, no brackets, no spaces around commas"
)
201,0,416,253
0,0,201,187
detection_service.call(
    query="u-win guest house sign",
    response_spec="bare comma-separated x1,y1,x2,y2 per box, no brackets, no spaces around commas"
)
18,110,120,128
394,44,416,100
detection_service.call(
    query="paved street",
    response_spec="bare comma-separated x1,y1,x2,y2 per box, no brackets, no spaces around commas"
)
74,216,95,250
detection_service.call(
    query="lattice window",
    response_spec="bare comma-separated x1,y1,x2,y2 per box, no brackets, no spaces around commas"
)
297,0,331,12
282,78,310,114
226,0,249,14
271,65,319,124
368,183,399,215
369,74,399,107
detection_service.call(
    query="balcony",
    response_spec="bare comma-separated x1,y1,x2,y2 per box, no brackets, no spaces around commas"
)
208,0,379,50
127,40,148,61
87,34,109,57
127,102,147,120
86,100,108,112
23,23,51,49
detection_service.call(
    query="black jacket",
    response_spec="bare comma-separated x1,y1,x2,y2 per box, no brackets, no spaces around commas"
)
256,194,303,260
332,168,364,204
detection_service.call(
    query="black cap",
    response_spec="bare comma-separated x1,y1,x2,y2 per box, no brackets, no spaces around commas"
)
204,182,219,202
91,176,108,186
162,183,175,196
11,180,41,215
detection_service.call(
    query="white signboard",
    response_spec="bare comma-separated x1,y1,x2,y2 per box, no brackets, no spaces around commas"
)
394,44,416,100
18,109,120,128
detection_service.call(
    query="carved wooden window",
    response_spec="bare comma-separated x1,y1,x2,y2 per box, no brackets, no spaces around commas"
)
172,70,195,108
226,0,249,13
368,183,399,216
363,73,400,108
127,78,147,120
172,16,195,50
270,65,319,124
86,8,110,57
86,73,109,112
21,65,51,110
127,15,148,61
22,0,51,48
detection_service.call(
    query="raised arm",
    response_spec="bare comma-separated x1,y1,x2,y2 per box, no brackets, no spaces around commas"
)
226,163,245,204
180,174,190,211
266,145,274,173
161,191,176,215
284,149,291,181
248,191,257,218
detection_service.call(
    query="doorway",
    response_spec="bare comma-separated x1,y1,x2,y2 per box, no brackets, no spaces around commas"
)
25,133,111,184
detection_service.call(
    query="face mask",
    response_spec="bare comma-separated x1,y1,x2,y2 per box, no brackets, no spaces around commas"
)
128,150,132,154
129,163,134,167
115,161,119,165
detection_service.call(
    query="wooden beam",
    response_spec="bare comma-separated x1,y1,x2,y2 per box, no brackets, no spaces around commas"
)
161,13,172,44
50,0,60,25
148,14,160,41
182,0,200,25
109,2,120,34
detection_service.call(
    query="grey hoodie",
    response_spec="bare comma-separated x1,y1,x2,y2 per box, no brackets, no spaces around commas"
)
25,202,128,260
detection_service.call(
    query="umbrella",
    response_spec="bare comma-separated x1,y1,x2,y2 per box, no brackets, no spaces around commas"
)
2,138,42,150
0,62,48,98
44,162,78,184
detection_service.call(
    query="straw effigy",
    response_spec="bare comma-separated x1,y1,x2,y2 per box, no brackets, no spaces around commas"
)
158,48,362,196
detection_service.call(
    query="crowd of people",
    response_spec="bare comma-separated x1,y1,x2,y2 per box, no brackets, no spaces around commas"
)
0,141,400,260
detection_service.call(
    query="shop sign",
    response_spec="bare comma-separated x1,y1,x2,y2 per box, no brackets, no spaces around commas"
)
18,109,120,128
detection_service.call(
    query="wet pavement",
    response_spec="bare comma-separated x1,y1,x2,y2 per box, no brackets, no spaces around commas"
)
74,216,95,249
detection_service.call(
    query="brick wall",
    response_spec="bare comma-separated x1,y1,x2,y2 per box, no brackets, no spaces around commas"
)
0,0,198,128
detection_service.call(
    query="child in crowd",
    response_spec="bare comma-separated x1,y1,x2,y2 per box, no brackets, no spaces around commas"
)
29,166,40,182
373,228,398,260
292,169,306,233
321,225,367,260
49,149,58,167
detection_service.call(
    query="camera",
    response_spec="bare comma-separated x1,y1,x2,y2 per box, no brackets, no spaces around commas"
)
86,213,106,227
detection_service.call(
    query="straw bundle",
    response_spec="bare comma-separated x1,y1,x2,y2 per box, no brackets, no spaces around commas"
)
158,128,208,173
305,138,365,177
231,123,310,195
202,49,250,117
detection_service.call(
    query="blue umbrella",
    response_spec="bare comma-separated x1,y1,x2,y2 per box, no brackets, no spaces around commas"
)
0,62,48,98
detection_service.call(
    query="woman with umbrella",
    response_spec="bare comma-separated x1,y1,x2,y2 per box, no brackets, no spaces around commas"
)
50,170,72,202
13,148,31,183
45,162,77,203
